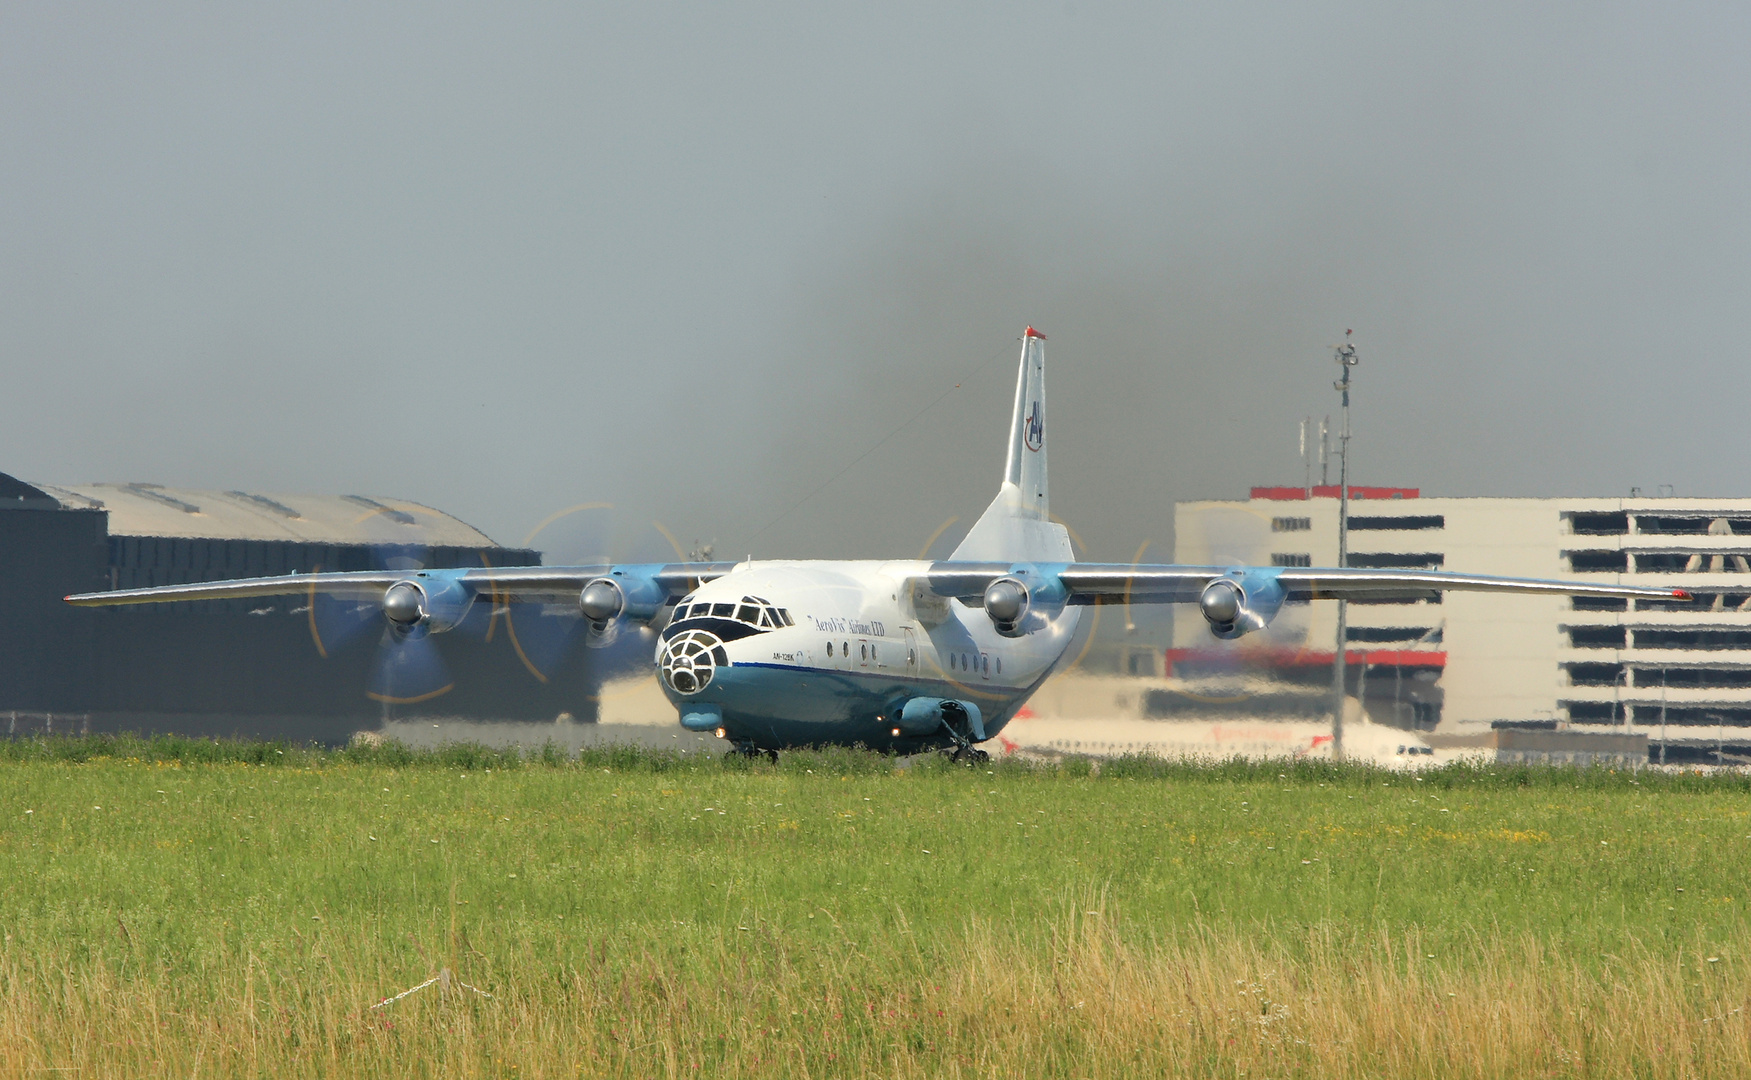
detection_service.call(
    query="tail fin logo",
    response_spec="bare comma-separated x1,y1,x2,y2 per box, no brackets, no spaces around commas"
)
1023,401,1044,452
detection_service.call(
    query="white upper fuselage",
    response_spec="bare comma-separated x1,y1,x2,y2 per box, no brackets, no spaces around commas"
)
653,560,1082,749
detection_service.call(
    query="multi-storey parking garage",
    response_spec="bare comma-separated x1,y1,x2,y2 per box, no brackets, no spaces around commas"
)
1172,488,1751,764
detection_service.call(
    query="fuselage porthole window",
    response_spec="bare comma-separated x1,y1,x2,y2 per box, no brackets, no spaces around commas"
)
996,657,1001,675
983,655,989,676
843,641,849,658
827,642,833,658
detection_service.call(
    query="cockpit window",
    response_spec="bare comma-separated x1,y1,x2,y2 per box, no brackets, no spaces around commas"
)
672,595,792,629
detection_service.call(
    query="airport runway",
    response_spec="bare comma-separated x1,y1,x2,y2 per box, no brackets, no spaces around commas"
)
372,673,1455,767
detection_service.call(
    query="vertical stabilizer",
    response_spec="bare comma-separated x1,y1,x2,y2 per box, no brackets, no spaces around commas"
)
949,328,1075,563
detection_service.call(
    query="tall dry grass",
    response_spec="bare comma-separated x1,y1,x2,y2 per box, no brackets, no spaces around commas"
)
0,903,1744,1078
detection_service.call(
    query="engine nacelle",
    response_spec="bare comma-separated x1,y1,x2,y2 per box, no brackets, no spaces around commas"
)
894,696,986,741
578,572,668,631
1198,570,1287,640
381,576,474,637
983,577,1030,636
981,567,1068,637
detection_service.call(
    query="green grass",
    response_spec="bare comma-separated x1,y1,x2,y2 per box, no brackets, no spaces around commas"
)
1,736,1748,1076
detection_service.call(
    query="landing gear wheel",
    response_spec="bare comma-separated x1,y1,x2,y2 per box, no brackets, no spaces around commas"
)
970,748,990,764
764,749,779,764
728,742,761,759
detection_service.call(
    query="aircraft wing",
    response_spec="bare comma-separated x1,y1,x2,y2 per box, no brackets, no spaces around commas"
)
923,562,1687,604
64,562,739,608
1054,564,1688,604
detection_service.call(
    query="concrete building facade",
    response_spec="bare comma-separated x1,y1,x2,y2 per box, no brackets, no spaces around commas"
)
1173,488,1751,763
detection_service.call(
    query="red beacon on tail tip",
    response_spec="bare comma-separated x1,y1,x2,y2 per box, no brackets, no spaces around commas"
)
1024,326,1046,339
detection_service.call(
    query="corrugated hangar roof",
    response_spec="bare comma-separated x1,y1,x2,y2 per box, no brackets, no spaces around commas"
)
31,481,503,547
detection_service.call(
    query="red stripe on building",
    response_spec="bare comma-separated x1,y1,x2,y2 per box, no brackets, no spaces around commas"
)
1249,485,1419,501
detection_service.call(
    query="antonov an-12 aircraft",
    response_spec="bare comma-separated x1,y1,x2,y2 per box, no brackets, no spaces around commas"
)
69,328,1684,759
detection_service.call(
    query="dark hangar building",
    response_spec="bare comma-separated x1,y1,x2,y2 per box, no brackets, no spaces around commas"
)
0,473,625,743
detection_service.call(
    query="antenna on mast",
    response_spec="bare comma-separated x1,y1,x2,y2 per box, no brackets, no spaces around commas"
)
1319,417,1330,486
1328,329,1361,761
1300,418,1311,498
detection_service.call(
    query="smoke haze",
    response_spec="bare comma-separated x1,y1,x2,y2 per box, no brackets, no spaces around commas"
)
2,4,1746,566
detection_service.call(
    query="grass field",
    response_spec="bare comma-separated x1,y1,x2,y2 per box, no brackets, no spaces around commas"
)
0,736,1748,1077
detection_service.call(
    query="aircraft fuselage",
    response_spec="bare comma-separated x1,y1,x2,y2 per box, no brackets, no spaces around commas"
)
655,560,1081,752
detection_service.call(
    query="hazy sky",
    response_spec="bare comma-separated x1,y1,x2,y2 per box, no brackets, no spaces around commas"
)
3,4,1747,564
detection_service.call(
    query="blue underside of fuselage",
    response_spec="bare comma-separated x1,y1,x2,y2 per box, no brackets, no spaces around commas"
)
666,662,1031,752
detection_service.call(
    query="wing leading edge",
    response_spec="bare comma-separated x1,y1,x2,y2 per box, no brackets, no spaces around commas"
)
927,562,1687,605
66,559,1686,610
63,562,740,608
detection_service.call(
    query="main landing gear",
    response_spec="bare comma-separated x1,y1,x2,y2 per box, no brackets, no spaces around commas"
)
947,745,990,765
937,716,989,765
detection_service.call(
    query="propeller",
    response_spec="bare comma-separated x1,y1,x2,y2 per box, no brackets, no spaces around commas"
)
502,503,691,685
917,516,968,561
1173,503,1315,708
368,625,453,704
302,545,482,705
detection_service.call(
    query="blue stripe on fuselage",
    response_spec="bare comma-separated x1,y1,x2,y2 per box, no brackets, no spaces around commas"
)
730,660,1021,699
663,660,1045,750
